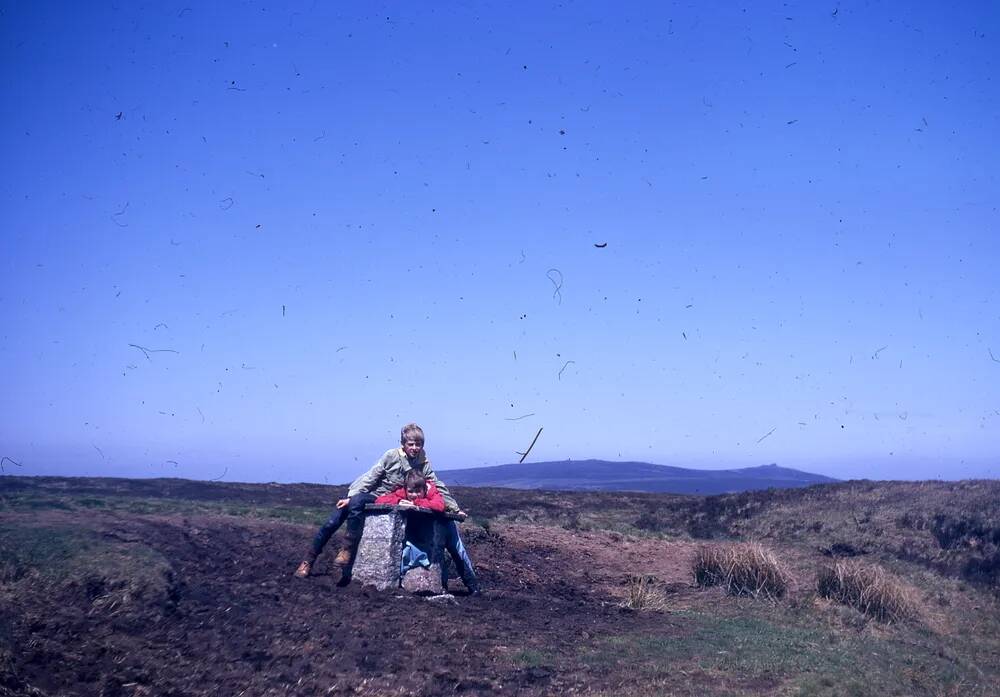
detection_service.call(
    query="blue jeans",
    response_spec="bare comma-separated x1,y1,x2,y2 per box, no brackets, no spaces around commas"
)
308,492,376,561
442,521,478,589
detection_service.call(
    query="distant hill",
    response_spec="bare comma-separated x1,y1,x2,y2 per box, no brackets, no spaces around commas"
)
438,460,836,494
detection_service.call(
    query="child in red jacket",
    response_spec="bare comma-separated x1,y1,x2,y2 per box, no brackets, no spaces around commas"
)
375,470,444,576
374,469,445,512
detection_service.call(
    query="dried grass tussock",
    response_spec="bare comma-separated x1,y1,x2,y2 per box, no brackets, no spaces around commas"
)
692,546,728,588
693,542,790,599
817,560,917,623
620,574,667,611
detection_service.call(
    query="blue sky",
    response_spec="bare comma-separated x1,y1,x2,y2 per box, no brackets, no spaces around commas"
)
2,1,998,484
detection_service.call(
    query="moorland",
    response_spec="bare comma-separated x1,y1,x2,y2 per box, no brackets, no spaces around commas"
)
1,475,998,696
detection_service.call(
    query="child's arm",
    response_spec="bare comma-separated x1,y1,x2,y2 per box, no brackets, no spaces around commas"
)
422,465,461,512
374,487,407,505
411,482,446,512
347,450,392,496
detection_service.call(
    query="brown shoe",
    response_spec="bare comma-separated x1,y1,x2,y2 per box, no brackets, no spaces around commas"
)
294,561,311,578
334,547,353,567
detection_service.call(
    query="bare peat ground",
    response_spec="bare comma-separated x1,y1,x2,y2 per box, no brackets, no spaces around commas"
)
2,476,999,696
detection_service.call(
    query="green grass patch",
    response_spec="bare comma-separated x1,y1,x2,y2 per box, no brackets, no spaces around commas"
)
582,611,988,696
0,494,73,511
0,525,90,582
513,648,555,669
0,524,175,612
0,490,329,526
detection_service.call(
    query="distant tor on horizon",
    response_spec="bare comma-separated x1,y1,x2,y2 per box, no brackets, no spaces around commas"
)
439,459,837,495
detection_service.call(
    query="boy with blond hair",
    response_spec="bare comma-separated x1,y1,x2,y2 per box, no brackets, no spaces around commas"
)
294,423,481,595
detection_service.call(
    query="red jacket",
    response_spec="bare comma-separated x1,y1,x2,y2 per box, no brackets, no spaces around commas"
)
374,481,446,512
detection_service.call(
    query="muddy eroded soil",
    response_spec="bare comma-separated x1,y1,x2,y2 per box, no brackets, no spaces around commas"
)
1,509,713,697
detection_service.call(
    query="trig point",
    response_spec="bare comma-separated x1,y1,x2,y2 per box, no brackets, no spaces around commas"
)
349,504,465,593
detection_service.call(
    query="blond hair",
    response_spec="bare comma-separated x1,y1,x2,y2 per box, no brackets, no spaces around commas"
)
400,423,425,445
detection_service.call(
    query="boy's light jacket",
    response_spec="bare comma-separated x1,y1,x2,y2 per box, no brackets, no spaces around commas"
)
347,448,460,512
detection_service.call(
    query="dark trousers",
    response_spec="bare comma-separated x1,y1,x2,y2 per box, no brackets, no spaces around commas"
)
307,492,376,561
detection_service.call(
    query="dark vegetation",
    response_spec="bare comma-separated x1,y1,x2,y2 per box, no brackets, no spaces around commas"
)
1,475,999,696
587,479,1000,590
